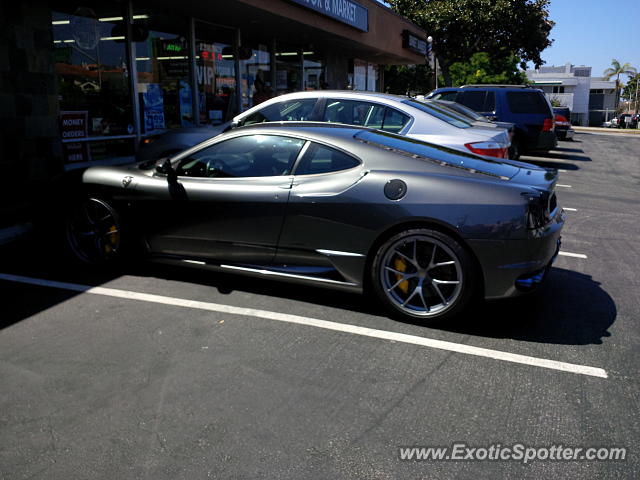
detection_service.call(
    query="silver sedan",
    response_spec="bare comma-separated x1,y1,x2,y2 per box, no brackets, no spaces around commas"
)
137,91,512,162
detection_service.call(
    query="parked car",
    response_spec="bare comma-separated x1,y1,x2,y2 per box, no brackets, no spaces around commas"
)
427,98,515,132
552,107,574,141
425,85,557,159
617,113,633,129
137,91,511,162
64,123,563,323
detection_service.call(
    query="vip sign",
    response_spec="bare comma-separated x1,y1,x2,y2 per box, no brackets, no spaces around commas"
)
197,66,215,87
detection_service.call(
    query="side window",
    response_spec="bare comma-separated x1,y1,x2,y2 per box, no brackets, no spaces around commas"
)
382,108,410,133
484,92,496,111
459,91,487,112
241,99,317,126
323,100,385,128
294,143,360,175
176,135,305,178
506,92,550,114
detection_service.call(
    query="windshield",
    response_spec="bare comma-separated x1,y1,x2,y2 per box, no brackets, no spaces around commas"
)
402,99,471,128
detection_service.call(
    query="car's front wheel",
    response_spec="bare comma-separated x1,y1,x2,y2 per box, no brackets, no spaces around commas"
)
65,197,123,265
371,228,477,323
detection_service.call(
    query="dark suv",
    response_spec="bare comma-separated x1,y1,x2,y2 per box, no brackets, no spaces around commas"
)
426,85,557,159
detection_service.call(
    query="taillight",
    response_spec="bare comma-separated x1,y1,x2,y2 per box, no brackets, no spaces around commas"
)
542,117,555,132
554,114,571,127
464,141,509,158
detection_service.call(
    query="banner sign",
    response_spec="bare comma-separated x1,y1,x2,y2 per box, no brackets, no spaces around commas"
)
402,30,427,56
60,111,91,163
289,0,368,32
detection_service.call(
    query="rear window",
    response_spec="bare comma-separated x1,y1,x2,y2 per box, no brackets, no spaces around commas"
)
458,91,496,112
506,92,550,114
402,99,471,128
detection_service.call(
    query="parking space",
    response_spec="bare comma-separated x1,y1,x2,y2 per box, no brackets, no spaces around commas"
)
1,132,639,478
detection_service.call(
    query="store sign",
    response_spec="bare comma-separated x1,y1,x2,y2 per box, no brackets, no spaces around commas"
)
402,30,427,56
289,0,368,32
60,111,90,163
141,84,165,133
60,111,88,140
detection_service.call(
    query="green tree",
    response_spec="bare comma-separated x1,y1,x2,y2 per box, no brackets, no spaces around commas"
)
622,73,640,113
388,0,554,86
384,63,435,95
449,52,528,86
603,59,637,111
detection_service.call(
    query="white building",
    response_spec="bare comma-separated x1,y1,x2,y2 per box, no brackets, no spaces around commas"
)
526,63,617,126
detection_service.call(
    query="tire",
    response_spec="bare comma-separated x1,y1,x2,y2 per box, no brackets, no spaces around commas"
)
371,228,477,323
509,139,522,160
64,196,125,266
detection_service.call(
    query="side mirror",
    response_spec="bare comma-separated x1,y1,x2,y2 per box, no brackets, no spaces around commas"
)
156,158,178,184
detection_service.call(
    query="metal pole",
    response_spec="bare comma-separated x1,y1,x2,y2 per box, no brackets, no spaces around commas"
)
635,74,640,115
188,17,199,126
234,28,242,114
270,39,277,95
124,0,141,147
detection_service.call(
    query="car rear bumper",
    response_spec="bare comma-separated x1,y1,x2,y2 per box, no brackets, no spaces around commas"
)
527,130,557,152
556,128,575,140
467,209,565,299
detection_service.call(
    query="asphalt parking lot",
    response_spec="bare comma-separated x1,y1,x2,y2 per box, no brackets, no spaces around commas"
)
1,132,639,479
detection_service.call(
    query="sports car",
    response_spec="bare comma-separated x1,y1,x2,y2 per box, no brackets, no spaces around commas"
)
65,123,564,323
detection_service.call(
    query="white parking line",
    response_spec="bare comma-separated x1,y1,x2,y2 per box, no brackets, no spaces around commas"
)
0,273,607,379
558,251,588,259
563,207,578,212
557,184,572,188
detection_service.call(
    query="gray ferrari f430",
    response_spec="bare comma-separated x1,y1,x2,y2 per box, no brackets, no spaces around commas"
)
64,123,564,323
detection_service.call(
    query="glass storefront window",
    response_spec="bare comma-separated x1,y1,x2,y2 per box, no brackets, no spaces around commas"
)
367,64,379,91
352,59,380,92
195,22,237,125
52,4,135,162
133,12,191,133
241,44,272,111
275,46,302,95
354,59,367,91
303,51,325,90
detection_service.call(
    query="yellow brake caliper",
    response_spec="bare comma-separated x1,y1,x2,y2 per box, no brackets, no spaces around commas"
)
394,256,410,294
105,225,118,253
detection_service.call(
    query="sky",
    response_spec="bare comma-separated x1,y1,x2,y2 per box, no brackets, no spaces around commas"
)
532,0,640,81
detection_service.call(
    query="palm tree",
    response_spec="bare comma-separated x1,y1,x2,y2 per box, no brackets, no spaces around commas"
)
603,59,637,112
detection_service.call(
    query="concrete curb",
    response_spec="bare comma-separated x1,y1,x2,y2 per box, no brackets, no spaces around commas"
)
574,126,640,135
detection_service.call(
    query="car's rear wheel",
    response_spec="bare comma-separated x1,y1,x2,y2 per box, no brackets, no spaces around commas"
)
371,228,476,323
65,197,123,265
509,139,523,160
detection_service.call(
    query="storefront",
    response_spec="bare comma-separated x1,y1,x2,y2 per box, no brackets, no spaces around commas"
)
1,1,425,215
44,0,425,168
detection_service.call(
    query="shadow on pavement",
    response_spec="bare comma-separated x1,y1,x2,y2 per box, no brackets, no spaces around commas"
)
441,267,615,345
1,237,615,346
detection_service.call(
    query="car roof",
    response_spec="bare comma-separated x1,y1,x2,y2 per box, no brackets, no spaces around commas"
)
251,90,412,105
432,86,543,92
